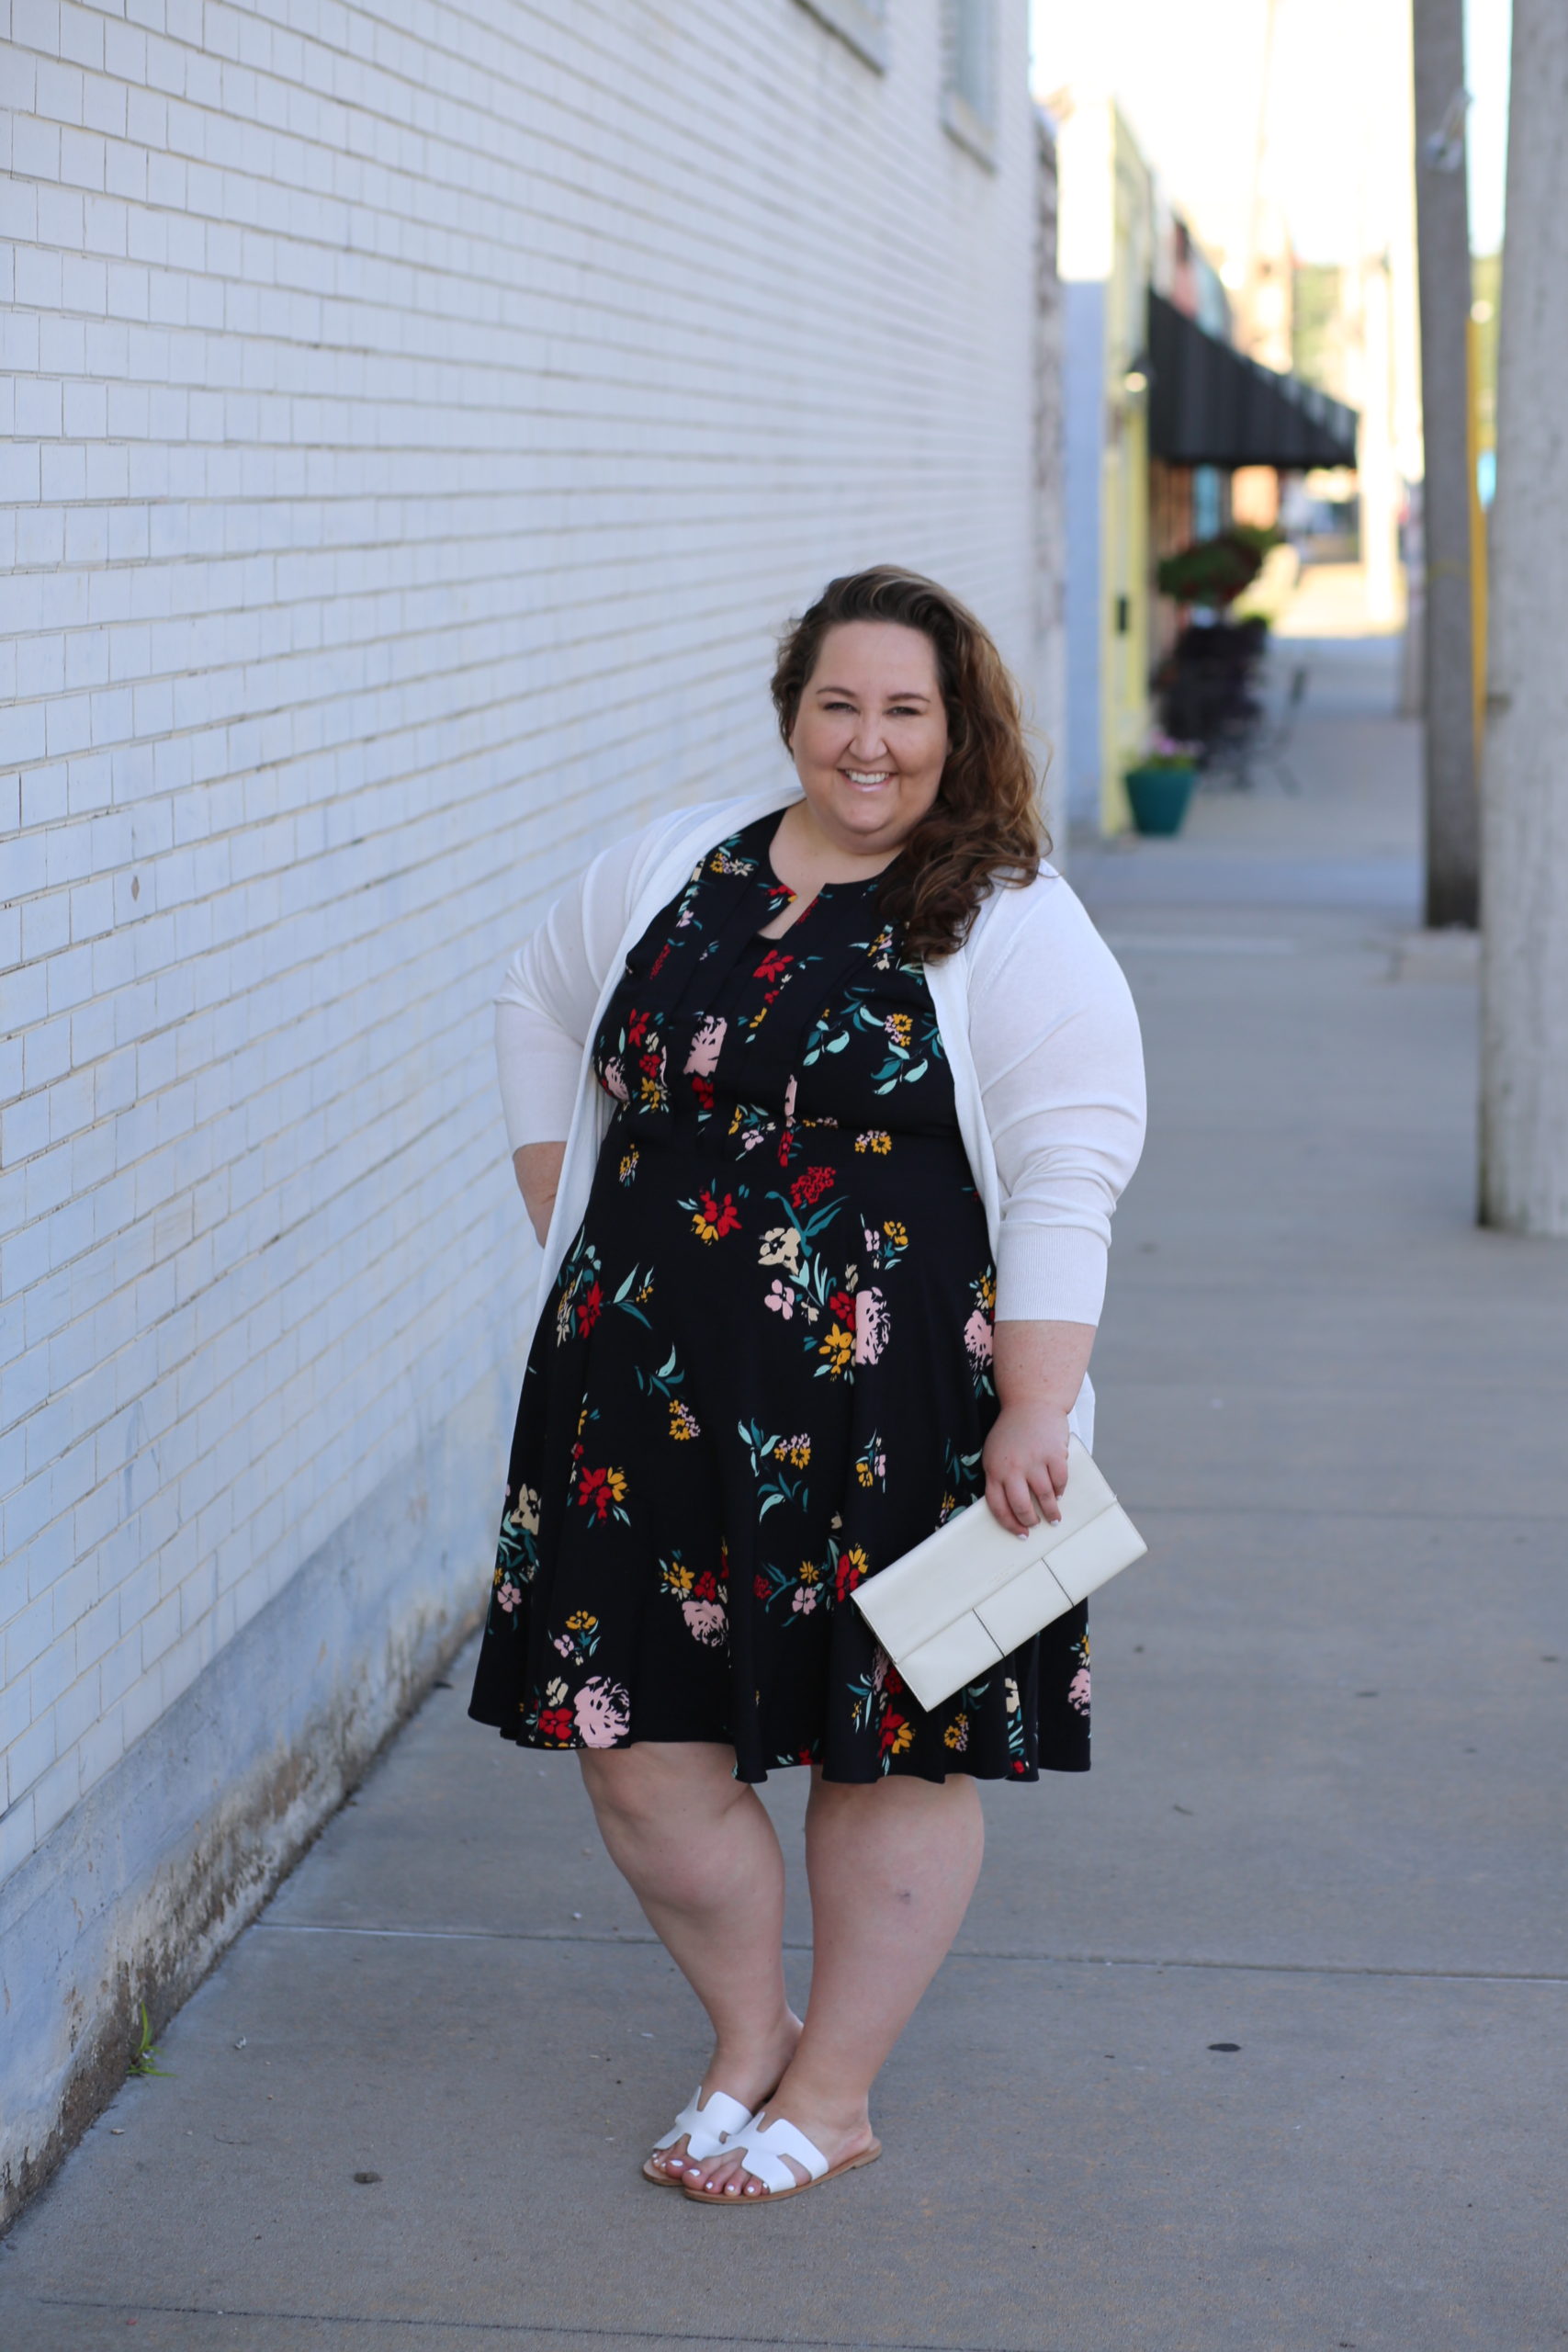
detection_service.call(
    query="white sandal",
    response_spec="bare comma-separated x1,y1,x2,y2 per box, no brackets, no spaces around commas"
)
681,2111,881,2203
642,2086,754,2186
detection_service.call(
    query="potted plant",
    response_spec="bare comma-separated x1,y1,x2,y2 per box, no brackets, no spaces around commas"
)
1123,734,1200,836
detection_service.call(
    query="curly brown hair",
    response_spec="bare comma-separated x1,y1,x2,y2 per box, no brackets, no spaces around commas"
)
770,566,1047,959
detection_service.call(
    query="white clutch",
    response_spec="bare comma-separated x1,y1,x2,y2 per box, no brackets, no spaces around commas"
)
850,1438,1146,1713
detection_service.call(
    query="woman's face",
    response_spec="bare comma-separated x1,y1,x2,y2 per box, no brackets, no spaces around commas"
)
788,621,949,854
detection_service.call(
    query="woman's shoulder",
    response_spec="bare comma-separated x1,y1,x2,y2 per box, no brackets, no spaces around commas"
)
965,859,1091,952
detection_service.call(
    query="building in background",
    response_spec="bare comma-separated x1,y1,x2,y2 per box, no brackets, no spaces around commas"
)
1050,86,1358,837
0,0,1063,2220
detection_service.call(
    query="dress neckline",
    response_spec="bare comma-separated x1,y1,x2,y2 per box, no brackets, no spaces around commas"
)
759,813,895,904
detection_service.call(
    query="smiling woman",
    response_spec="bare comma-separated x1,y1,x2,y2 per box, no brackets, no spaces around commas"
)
768,568,1044,956
471,565,1146,2207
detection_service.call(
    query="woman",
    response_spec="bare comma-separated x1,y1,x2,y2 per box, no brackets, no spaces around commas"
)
469,567,1145,2203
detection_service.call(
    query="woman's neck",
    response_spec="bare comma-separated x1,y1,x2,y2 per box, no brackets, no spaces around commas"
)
768,799,906,894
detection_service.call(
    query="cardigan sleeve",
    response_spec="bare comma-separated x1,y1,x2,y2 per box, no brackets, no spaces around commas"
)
970,878,1146,1326
493,823,669,1152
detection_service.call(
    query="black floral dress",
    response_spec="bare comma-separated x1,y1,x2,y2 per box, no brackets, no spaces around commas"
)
468,815,1090,1782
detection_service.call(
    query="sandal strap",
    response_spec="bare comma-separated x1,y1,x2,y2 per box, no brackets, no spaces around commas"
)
652,2086,753,2158
731,2114,829,2192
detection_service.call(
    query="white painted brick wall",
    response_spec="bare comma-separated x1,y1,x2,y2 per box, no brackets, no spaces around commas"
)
1,0,1048,1883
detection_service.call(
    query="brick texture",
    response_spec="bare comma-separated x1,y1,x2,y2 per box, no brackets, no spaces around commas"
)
1,0,1049,1877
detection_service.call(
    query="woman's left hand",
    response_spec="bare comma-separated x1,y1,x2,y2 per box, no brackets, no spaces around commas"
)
984,1318,1098,1537
983,1402,1070,1537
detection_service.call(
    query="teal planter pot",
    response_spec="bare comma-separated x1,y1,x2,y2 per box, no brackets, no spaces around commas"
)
1124,763,1197,836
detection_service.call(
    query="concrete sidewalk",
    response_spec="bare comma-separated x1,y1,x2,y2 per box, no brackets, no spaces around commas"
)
5,634,1567,2352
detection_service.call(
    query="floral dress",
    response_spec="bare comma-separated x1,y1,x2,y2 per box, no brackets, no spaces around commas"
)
468,814,1090,1781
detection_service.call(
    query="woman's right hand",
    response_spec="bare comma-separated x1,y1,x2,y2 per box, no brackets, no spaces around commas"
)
513,1142,566,1246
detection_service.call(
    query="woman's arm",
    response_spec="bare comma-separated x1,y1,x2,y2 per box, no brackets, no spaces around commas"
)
984,1318,1097,1535
513,1140,567,1247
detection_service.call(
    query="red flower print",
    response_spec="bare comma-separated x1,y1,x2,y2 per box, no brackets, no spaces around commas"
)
694,1570,719,1601
828,1288,855,1326
790,1166,834,1208
628,1010,650,1046
649,943,672,978
536,1707,573,1743
883,1664,905,1699
575,1464,627,1521
575,1281,603,1336
753,948,793,984
690,1074,714,1112
878,1711,908,1758
692,1189,741,1242
833,1544,870,1603
754,1574,770,1600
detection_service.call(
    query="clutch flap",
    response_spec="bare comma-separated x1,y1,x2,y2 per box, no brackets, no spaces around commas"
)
850,1492,1032,1656
974,1554,1077,1656
896,1613,1007,1713
1042,1502,1148,1605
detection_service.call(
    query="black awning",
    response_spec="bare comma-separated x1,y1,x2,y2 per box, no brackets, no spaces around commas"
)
1146,289,1359,470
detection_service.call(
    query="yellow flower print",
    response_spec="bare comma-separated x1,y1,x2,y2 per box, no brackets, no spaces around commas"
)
669,1400,700,1441
886,1012,912,1045
799,1560,819,1584
566,1611,598,1633
978,1272,997,1313
618,1147,638,1183
661,1560,694,1594
883,1218,908,1248
889,1722,915,1755
854,1131,891,1155
855,1460,874,1487
638,1073,664,1108
776,1432,811,1466
818,1325,853,1375
943,1713,970,1751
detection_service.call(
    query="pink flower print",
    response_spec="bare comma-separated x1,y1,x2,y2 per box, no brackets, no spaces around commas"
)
684,1014,727,1078
963,1306,994,1367
791,1586,818,1615
682,1598,728,1646
1066,1664,1090,1714
764,1279,795,1319
783,1075,798,1123
603,1057,628,1102
573,1676,631,1747
496,1580,523,1615
853,1285,890,1365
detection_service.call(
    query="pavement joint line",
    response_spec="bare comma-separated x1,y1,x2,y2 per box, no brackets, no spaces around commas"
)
1122,1501,1568,1522
25,2302,1025,2351
248,1923,1568,1984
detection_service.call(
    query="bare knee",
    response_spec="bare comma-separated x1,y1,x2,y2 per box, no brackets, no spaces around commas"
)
580,1741,740,1839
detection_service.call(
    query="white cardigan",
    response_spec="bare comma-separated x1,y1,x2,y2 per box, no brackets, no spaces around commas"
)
495,785,1146,1442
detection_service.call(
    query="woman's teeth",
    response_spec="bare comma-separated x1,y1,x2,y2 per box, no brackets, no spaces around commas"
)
844,770,891,786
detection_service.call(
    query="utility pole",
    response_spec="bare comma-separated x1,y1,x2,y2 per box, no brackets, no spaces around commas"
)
1411,0,1480,928
1479,0,1568,1234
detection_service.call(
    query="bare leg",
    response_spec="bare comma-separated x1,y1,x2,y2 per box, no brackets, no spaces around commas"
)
579,1742,802,2178
686,1770,984,2197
